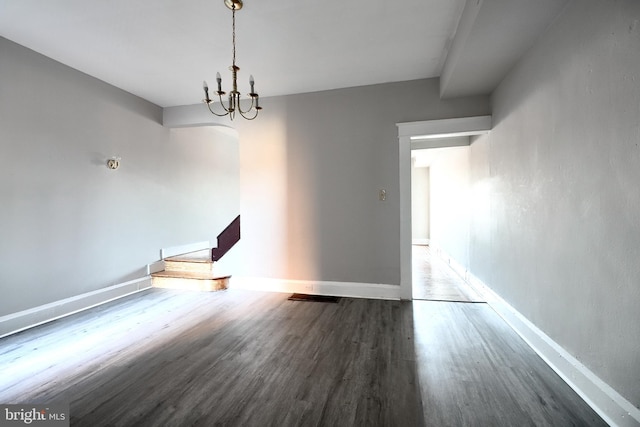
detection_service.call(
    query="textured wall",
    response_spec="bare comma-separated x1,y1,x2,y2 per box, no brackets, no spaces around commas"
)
0,37,239,316
468,0,640,406
233,79,490,284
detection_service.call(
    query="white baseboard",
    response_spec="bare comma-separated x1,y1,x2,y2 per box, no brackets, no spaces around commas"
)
427,243,466,278
160,241,210,259
229,277,401,300
146,260,165,275
412,238,430,245
466,273,640,427
0,277,152,339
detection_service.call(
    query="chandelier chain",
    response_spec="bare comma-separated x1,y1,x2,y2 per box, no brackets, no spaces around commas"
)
232,4,236,68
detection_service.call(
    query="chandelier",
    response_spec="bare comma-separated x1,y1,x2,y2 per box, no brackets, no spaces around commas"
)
202,0,261,120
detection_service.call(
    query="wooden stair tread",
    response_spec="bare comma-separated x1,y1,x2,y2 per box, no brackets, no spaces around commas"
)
165,249,212,263
152,270,230,280
154,248,229,292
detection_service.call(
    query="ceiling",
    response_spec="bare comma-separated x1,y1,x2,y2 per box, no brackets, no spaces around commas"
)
0,0,568,108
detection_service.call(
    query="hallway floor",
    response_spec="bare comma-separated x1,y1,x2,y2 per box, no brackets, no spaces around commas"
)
412,245,484,302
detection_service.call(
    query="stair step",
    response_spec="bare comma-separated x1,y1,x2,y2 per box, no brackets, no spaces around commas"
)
153,249,230,292
151,270,230,292
164,249,215,274
153,270,224,280
164,260,214,274
165,249,212,263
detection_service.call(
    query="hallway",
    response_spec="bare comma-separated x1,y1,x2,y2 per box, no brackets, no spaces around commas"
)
412,245,484,302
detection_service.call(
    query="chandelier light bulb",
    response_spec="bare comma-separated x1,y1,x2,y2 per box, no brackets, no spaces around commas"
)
216,72,222,92
203,81,210,102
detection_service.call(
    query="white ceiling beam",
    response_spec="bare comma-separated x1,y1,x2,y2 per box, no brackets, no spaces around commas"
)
439,0,569,99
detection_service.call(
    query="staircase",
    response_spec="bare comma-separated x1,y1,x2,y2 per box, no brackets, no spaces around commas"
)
152,215,240,292
151,249,230,292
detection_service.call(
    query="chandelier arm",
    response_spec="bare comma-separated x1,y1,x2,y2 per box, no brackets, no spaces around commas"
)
218,92,232,112
206,100,230,117
238,107,259,120
238,96,255,114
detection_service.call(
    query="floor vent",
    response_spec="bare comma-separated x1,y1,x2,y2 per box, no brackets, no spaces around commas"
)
288,294,340,303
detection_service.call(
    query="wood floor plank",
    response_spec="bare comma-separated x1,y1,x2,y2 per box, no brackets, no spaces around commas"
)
0,288,605,426
412,245,484,302
413,301,606,426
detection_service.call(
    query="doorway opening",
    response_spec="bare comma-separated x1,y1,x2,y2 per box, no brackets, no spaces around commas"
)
397,116,491,300
410,146,483,302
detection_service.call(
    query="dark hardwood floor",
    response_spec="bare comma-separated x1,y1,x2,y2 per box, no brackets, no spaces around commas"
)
0,288,605,426
413,301,606,426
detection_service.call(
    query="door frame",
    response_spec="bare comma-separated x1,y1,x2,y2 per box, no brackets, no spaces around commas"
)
396,116,491,300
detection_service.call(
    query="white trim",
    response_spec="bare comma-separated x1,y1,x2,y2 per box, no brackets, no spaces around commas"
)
429,242,469,282
410,131,479,140
397,116,492,139
412,238,430,246
0,277,152,339
411,136,470,150
399,134,413,300
146,260,165,275
466,273,640,427
160,241,210,259
229,277,400,300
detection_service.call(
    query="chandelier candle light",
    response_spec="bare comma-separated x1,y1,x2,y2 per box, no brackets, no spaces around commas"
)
203,0,261,120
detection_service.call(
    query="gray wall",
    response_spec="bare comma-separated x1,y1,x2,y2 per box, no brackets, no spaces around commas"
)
0,37,239,316
468,0,640,406
232,79,490,284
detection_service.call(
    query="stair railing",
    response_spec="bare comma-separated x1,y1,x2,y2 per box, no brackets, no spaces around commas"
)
211,215,241,261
